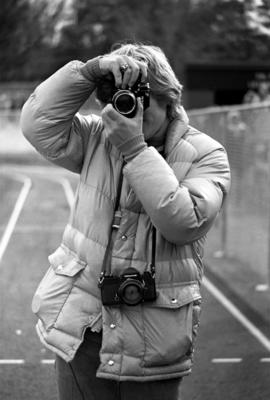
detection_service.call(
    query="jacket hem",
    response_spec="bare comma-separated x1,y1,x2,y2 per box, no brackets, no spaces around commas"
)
35,322,74,363
96,369,191,382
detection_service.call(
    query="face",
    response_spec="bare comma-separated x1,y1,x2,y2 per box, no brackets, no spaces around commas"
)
142,96,169,143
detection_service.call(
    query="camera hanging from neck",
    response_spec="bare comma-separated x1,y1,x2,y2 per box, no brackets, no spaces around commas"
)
98,163,157,306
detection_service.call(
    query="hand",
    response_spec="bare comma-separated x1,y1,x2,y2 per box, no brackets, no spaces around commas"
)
99,55,147,89
101,97,147,161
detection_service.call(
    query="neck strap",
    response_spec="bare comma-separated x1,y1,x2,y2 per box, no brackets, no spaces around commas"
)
100,166,156,279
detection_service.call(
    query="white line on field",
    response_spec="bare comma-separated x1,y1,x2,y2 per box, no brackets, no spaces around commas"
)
212,358,242,363
33,173,75,210
0,357,269,365
1,165,76,210
57,177,75,209
203,277,270,353
0,360,25,365
40,359,55,365
0,173,32,264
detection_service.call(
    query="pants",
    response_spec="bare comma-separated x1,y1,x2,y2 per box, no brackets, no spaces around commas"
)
55,329,182,400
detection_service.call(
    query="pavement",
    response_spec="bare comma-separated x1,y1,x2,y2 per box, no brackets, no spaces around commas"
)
205,254,270,340
0,111,52,165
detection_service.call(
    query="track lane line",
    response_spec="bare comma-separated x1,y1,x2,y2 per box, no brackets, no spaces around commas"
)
212,358,242,363
40,359,55,365
0,173,32,264
56,177,75,210
203,276,270,353
1,164,77,209
0,360,25,365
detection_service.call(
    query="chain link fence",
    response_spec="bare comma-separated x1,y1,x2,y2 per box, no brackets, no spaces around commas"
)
189,102,270,285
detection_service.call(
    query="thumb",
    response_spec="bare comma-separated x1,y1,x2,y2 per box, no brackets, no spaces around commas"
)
135,97,144,120
101,103,119,121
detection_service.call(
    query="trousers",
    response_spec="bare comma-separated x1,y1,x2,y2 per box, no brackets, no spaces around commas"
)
55,329,182,400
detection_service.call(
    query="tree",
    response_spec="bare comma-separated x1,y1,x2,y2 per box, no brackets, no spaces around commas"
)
3,0,270,81
55,0,191,77
0,0,65,80
187,0,270,62
55,0,270,77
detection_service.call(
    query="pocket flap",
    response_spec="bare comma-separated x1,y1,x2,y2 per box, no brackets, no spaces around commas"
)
48,246,87,277
150,282,201,309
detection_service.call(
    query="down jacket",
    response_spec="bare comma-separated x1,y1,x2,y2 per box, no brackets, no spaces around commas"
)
20,60,230,382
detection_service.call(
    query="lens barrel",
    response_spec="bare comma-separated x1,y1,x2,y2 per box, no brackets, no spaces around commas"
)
118,278,144,306
112,90,137,118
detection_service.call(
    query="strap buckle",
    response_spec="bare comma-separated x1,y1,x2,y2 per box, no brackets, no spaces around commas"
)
112,210,122,229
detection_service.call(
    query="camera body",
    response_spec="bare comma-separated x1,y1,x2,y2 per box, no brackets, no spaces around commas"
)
99,267,156,306
96,74,150,118
112,79,150,118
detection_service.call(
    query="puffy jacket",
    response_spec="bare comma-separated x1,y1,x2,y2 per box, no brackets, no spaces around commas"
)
20,60,230,382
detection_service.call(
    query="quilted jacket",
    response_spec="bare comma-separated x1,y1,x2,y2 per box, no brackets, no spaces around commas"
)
20,60,230,382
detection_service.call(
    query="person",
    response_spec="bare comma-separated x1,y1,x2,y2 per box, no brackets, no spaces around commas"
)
20,42,231,400
243,81,270,104
243,88,260,104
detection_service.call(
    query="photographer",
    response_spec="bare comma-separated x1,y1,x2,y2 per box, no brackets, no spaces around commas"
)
20,43,230,400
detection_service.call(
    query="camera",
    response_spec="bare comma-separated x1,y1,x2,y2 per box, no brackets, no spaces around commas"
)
99,267,156,306
112,78,150,118
96,74,150,118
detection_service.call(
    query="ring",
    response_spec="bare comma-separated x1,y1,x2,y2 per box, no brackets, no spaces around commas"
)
120,63,129,72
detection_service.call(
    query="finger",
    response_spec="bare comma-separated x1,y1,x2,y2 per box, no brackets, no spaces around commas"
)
121,66,133,89
137,61,148,83
135,97,144,120
101,103,119,121
112,66,123,88
122,58,140,88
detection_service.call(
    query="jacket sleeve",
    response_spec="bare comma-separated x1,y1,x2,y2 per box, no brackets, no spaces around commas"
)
20,59,101,173
124,145,230,245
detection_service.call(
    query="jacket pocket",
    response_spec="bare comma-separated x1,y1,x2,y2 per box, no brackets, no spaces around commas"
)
142,282,201,368
31,246,87,330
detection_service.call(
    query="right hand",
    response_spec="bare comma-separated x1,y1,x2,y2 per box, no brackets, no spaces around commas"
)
99,54,147,89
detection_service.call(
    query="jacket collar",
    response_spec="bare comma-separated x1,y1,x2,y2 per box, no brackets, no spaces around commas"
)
164,107,189,157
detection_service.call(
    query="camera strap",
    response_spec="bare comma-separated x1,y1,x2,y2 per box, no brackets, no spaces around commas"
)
99,164,156,283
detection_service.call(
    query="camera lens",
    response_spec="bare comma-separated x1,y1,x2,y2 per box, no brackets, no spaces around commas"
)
112,90,136,116
118,279,143,306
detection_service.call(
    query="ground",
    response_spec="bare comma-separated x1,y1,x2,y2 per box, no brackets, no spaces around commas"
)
0,161,269,400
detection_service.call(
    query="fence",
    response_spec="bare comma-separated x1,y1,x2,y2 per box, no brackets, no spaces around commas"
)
189,102,270,286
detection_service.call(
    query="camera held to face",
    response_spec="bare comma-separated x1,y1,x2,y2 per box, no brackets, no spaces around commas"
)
96,74,150,118
99,267,156,306
112,78,150,118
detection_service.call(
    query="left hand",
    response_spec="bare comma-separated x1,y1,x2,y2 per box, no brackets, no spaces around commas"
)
101,98,146,159
99,55,147,88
